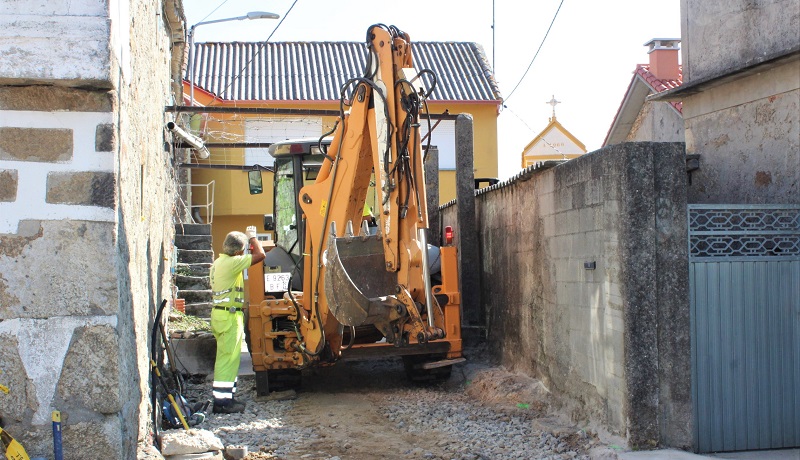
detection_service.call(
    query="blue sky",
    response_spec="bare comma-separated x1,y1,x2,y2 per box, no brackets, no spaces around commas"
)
184,0,681,178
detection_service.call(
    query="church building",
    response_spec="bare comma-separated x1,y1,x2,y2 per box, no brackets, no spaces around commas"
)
521,96,587,168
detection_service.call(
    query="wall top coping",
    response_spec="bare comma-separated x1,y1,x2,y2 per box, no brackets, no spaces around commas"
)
650,46,800,101
440,159,565,210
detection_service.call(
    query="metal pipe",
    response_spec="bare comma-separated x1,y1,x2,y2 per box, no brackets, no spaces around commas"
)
166,121,210,159
418,227,436,329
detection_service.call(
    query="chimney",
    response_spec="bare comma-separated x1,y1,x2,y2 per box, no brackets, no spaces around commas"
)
644,38,681,81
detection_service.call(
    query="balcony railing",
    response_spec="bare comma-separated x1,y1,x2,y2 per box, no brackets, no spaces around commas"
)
180,180,215,224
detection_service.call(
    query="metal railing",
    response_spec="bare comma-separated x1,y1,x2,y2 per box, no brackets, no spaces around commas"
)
179,180,215,224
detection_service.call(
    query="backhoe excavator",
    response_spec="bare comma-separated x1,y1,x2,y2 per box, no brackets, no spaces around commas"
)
245,24,463,394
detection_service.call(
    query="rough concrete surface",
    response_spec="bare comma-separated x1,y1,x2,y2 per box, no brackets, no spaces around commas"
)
0,14,112,85
685,84,799,204
0,127,73,162
0,85,114,112
441,142,690,449
0,169,17,201
56,325,122,416
160,429,224,456
0,334,34,423
0,0,181,457
95,123,116,152
626,101,684,143
62,418,123,460
681,0,799,82
0,220,117,319
46,171,116,207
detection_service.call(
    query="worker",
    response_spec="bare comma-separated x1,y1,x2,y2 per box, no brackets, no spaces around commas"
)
209,226,266,414
362,203,376,228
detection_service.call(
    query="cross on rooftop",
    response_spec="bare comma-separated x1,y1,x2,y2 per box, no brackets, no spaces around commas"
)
546,95,561,119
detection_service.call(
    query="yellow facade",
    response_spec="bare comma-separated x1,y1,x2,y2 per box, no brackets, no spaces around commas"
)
185,85,498,255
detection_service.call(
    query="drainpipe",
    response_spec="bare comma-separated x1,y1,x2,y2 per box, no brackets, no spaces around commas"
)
167,121,209,223
166,121,210,159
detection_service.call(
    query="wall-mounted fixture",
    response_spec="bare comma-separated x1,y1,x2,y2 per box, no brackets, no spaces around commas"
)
166,121,210,159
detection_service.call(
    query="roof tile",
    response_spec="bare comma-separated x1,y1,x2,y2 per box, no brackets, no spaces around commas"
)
636,64,683,113
188,41,503,103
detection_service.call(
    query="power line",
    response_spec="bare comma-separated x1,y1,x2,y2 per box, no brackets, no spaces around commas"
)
211,0,300,102
197,0,231,24
503,105,536,134
503,0,565,103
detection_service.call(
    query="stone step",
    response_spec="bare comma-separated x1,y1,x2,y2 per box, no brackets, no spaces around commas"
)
175,223,211,236
175,274,210,291
185,302,212,318
175,234,213,251
175,263,210,277
179,289,212,304
177,249,214,264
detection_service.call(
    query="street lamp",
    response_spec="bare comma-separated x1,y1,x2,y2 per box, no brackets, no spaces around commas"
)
188,11,280,106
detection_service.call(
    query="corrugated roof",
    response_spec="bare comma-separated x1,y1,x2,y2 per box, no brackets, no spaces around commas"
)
187,41,502,103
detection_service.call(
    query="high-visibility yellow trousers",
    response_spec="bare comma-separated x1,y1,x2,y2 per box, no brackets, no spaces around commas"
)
210,309,243,403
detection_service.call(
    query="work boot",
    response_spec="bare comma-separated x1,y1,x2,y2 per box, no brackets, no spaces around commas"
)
213,400,245,414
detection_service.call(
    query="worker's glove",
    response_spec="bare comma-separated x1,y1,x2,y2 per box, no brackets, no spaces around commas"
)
245,226,258,240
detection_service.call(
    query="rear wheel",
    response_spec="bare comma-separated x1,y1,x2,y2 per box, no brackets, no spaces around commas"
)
402,354,452,383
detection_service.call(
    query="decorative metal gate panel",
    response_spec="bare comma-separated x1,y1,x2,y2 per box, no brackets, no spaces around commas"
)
689,205,800,453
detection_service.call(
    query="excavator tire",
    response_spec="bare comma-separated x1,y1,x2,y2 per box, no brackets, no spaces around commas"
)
402,354,452,384
255,369,302,396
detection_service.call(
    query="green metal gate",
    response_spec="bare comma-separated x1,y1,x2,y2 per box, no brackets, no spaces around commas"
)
689,204,800,453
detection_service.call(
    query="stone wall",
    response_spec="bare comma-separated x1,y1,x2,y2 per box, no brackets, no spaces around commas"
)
441,142,692,449
0,0,184,458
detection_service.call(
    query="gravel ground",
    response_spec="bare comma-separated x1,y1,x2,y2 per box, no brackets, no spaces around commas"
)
173,346,620,460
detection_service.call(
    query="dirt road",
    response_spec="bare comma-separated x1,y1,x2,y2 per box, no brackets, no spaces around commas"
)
183,346,619,460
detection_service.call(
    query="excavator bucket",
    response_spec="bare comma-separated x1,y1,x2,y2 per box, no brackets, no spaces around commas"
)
324,230,398,327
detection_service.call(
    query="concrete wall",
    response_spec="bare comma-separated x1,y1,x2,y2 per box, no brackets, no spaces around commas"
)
0,0,184,458
678,0,800,204
683,66,799,204
680,0,800,82
626,102,685,143
442,142,692,449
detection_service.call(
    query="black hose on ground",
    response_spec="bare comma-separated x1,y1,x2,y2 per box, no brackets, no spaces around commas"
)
150,299,168,448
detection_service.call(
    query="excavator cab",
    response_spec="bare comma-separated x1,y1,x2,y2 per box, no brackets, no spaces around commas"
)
260,138,330,294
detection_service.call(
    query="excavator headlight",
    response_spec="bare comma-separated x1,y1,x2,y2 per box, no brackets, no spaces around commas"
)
444,226,454,245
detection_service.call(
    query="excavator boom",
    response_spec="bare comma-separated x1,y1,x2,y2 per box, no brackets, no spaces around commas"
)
246,25,463,395
298,24,440,344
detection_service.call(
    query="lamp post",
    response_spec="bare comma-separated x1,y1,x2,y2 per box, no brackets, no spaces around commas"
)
188,11,280,106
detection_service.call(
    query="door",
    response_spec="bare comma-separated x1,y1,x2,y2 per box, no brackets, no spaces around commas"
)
689,204,800,453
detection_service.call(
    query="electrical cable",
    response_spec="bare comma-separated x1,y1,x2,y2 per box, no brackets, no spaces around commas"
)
209,0,299,102
306,28,398,357
503,0,565,103
196,0,231,24
150,299,168,445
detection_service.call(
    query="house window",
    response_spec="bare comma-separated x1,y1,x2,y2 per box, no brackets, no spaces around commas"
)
420,120,455,170
244,118,323,167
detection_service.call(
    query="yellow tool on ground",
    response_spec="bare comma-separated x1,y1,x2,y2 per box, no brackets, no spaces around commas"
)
0,370,9,394
0,426,30,460
150,360,190,430
1,369,29,459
